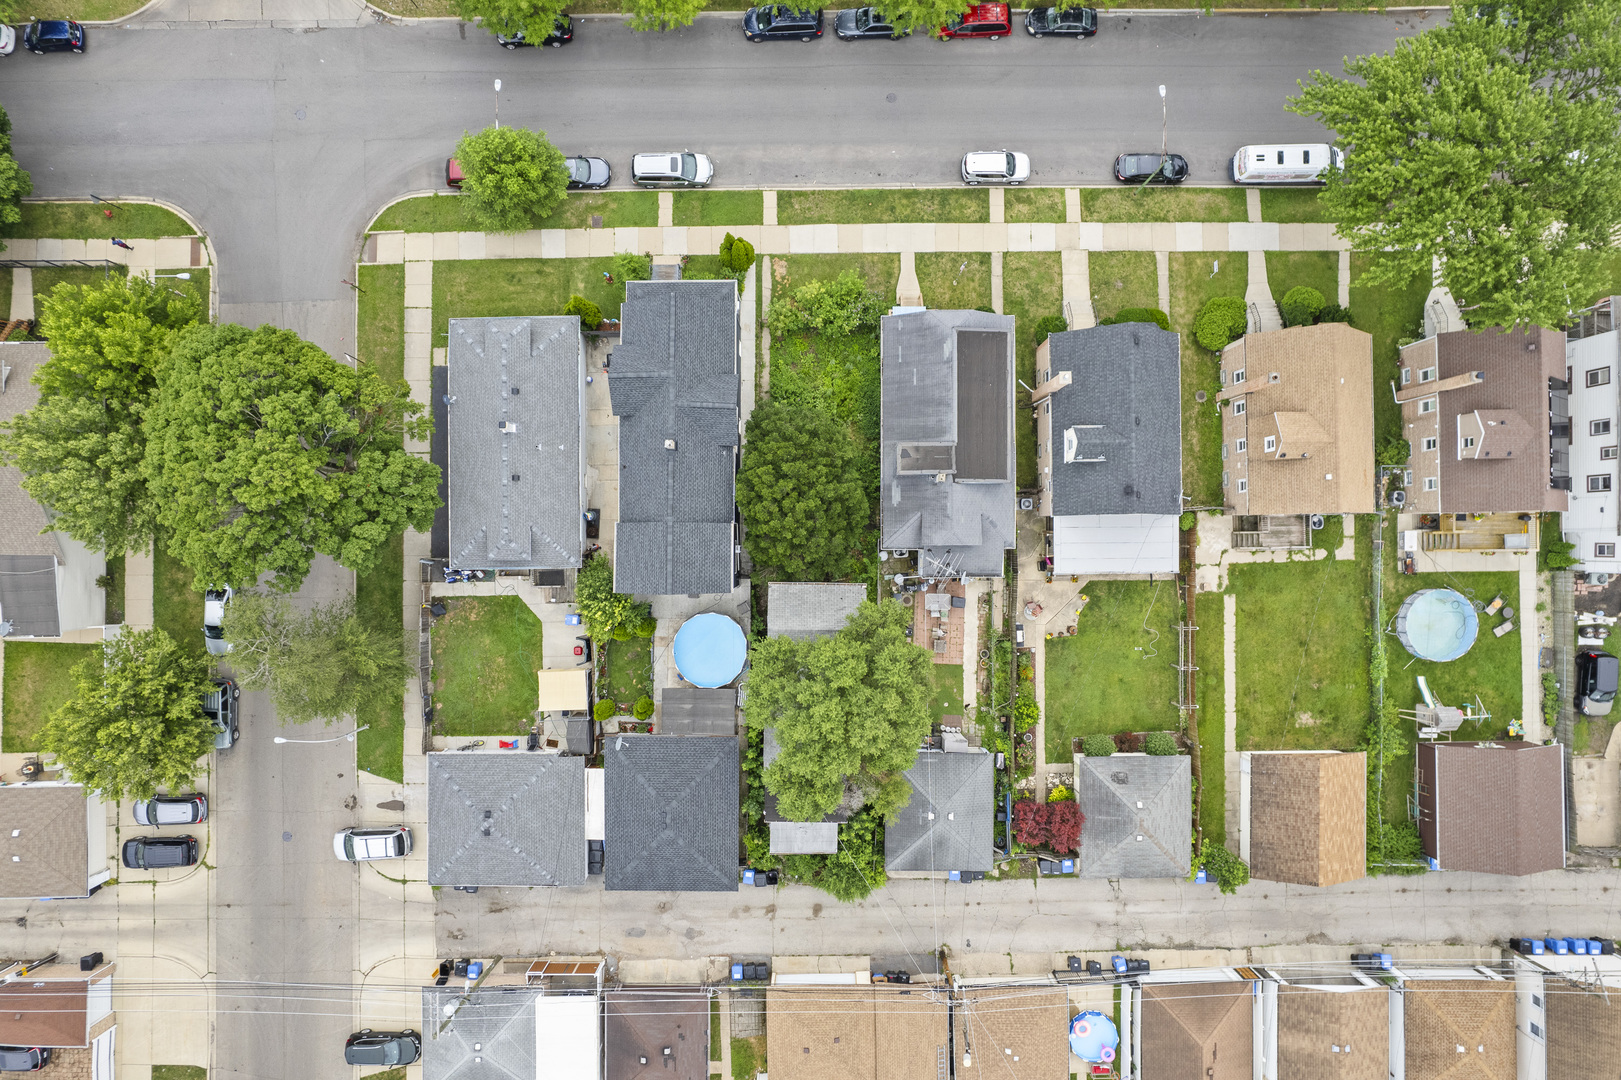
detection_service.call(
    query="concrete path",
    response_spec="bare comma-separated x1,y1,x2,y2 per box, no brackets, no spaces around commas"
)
1245,250,1283,331
125,0,371,28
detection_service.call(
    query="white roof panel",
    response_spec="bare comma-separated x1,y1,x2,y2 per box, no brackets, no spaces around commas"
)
1051,513,1179,575
535,995,599,1080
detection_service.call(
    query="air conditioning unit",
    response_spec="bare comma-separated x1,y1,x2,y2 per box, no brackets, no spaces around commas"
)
1019,498,1034,511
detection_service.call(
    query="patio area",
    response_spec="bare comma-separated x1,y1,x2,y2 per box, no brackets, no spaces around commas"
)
908,581,967,665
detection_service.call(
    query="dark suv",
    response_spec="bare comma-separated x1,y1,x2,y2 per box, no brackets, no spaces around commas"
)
1577,649,1618,716
1024,6,1096,36
203,677,240,751
122,835,199,870
22,20,84,54
344,1030,421,1067
494,15,573,47
743,6,824,41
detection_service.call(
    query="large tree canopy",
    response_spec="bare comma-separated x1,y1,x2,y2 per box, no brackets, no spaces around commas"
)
144,323,439,592
458,0,568,46
38,628,216,802
623,0,704,31
454,125,570,232
0,104,31,239
1288,0,1621,327
737,400,870,582
0,274,202,555
744,601,932,822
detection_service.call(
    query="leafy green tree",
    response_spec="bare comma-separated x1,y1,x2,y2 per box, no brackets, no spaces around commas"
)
880,0,966,34
38,628,215,802
0,105,31,240
744,601,932,822
780,808,888,902
0,274,203,555
1279,286,1325,328
737,401,869,581
623,0,705,31
143,323,439,592
766,270,886,337
221,592,412,727
575,556,649,639
612,252,651,291
1288,0,1621,327
457,0,567,44
1032,314,1068,344
563,294,603,330
1198,840,1251,894
1193,296,1248,352
453,125,570,233
718,233,757,278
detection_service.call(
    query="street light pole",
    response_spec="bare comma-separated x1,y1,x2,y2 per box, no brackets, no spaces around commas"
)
153,272,191,280
274,725,370,745
493,79,502,128
1159,84,1167,158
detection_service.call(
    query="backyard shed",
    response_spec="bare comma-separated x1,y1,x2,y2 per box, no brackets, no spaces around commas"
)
537,668,590,712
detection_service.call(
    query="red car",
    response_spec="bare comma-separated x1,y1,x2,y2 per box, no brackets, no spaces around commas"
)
446,158,464,189
941,3,1011,38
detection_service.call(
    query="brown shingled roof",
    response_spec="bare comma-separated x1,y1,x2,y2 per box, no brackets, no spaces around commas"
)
765,987,948,1080
0,979,88,1048
1415,741,1565,876
955,987,1069,1080
1248,752,1367,887
1403,980,1515,1080
1545,979,1621,1079
1276,986,1388,1080
603,988,710,1080
1141,981,1253,1080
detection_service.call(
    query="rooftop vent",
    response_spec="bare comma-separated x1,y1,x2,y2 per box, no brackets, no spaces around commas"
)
664,439,678,451
497,420,518,434
511,474,521,482
511,387,521,395
481,809,493,836
1269,372,1281,383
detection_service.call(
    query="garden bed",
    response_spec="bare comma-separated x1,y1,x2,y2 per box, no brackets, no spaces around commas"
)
598,637,653,711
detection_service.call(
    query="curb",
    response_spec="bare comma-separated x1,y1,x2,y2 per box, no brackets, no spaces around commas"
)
361,4,1452,22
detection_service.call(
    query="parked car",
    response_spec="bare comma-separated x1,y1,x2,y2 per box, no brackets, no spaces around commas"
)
203,678,239,751
1024,5,1096,35
0,1047,48,1073
1577,649,1619,716
565,156,612,189
833,7,908,38
121,835,199,870
940,3,1011,38
446,158,464,189
961,150,1030,185
203,585,232,655
743,5,824,41
0,26,17,56
494,15,573,47
22,19,84,54
334,825,413,863
133,794,208,826
344,1030,421,1067
1114,152,1189,184
630,152,714,189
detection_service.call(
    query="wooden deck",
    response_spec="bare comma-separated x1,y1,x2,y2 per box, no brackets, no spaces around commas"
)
1231,514,1311,550
910,581,967,665
1418,512,1536,551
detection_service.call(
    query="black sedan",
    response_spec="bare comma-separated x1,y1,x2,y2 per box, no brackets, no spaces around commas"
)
22,19,84,54
344,1030,421,1067
495,15,573,47
122,835,199,870
1114,153,1189,185
565,156,612,189
743,5,824,41
1024,6,1096,36
834,7,908,38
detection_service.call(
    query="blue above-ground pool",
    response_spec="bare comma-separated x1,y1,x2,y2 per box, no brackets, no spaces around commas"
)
671,613,747,688
1069,1011,1119,1064
1395,587,1480,663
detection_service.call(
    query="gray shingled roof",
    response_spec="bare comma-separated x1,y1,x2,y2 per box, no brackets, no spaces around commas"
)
884,751,994,872
447,317,585,571
1075,754,1192,878
766,582,866,641
1045,325,1182,516
610,281,740,597
0,345,65,638
880,311,1017,578
604,734,739,891
421,984,539,1080
659,688,737,736
0,555,59,638
426,753,587,887
769,821,840,855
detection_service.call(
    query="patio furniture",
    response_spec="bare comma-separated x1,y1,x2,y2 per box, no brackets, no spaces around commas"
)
1485,595,1505,616
1493,620,1515,638
1501,607,1514,621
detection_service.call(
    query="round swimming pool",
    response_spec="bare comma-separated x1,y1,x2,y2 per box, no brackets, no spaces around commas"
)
671,613,748,688
1394,588,1480,663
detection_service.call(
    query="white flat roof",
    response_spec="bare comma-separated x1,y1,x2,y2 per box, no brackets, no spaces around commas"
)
535,995,599,1079
1052,513,1179,575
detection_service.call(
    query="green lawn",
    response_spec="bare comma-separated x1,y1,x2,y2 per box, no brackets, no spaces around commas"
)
1003,251,1063,489
776,188,988,226
915,252,992,311
1259,188,1337,224
709,997,721,1060
1088,251,1159,322
103,554,126,625
5,202,193,240
1,642,98,752
1042,581,1180,762
1266,250,1340,311
1076,187,1247,224
674,190,764,227
929,663,966,722
430,596,545,736
1004,188,1067,223
431,258,624,349
357,264,406,383
150,1068,208,1080
731,1036,767,1080
152,537,206,660
599,637,653,709
371,191,659,232
356,534,405,782
771,253,900,300
1168,252,1247,508
1193,583,1225,846
1349,253,1430,447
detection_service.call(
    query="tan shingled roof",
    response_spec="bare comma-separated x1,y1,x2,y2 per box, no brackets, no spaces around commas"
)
0,785,90,899
765,987,947,1080
1403,980,1515,1080
1140,981,1253,1080
1545,980,1621,1078
954,987,1069,1080
1276,986,1388,1080
0,344,62,560
1248,752,1367,887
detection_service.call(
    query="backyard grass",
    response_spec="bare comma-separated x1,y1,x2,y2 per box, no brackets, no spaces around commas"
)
430,596,545,737
356,534,405,782
431,258,623,349
1004,188,1067,224
1349,253,1430,447
1,642,98,752
710,998,721,1060
1266,250,1340,311
771,253,899,300
599,637,653,710
1193,579,1225,847
103,554,126,625
1088,251,1159,322
1258,188,1337,224
152,537,206,660
674,190,764,227
680,255,731,282
1042,581,1181,762
5,201,193,240
730,1036,767,1080
915,252,992,311
151,1068,208,1080
776,188,988,226
1167,252,1248,508
357,263,406,383
1003,251,1063,490
929,663,966,723
1076,187,1247,224
371,191,659,232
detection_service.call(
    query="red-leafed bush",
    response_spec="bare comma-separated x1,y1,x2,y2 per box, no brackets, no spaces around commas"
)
1012,799,1084,853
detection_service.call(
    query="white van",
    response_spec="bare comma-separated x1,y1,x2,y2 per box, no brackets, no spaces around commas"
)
1231,144,1343,184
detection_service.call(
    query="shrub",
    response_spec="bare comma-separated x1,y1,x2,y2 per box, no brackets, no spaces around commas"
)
612,623,633,641
1376,436,1411,468
575,556,648,640
1193,296,1248,352
1143,731,1179,756
1199,840,1250,894
719,232,756,278
1280,286,1326,328
563,294,603,330
1318,302,1353,326
1179,511,1196,531
1032,314,1068,344
1046,783,1072,803
593,698,617,722
632,695,655,721
1012,799,1084,853
635,616,658,638
1012,684,1039,732
1113,731,1144,753
1097,306,1170,331
766,270,885,337
612,252,651,291
1542,671,1559,723
1080,733,1114,757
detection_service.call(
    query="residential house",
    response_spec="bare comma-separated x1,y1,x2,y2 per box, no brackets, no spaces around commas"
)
604,734,738,891
1240,751,1366,887
0,958,116,1062
1073,753,1191,879
1403,979,1515,1079
0,343,108,639
766,582,866,641
1140,981,1253,1080
1274,985,1389,1080
0,784,111,900
425,753,588,888
763,726,849,856
954,987,1069,1080
766,987,949,1080
1217,324,1375,537
1415,741,1565,875
603,988,710,1080
421,969,601,1080
1561,297,1619,570
1032,323,1183,575
884,748,994,874
1396,325,1565,553
1545,977,1621,1078
447,317,586,572
879,310,1016,579
609,279,740,597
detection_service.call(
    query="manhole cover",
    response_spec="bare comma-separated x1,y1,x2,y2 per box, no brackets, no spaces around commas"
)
1195,390,1207,403
282,831,293,842
590,214,603,228
886,93,896,103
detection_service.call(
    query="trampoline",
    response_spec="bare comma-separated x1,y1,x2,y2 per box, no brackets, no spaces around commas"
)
1068,1011,1119,1065
1394,588,1480,663
671,613,747,688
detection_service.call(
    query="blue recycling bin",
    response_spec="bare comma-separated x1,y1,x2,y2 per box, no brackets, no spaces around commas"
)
948,870,962,882
1589,939,1604,955
1545,938,1569,955
466,960,484,979
1528,939,1545,955
1111,955,1127,974
742,869,755,885
565,613,582,626
1568,938,1588,955
1195,868,1208,884
731,964,744,981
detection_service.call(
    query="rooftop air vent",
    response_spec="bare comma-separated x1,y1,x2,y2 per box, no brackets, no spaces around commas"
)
511,387,520,395
511,474,521,482
497,420,518,434
1269,372,1281,383
664,439,678,451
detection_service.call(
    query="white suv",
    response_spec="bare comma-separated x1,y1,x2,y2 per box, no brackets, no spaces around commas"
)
334,825,413,862
961,150,1031,186
631,151,714,188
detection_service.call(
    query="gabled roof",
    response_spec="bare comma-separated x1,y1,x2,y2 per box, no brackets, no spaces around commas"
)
954,987,1070,1080
884,750,993,872
1075,754,1191,878
1276,986,1389,1080
421,984,596,1080
425,753,587,887
766,987,950,1080
1403,980,1516,1080
603,988,710,1080
447,317,584,571
1546,979,1621,1079
1416,741,1564,876
0,785,89,899
610,280,739,597
1248,751,1366,887
658,688,737,736
880,310,1016,578
766,582,866,641
1141,982,1253,1080
604,734,739,891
